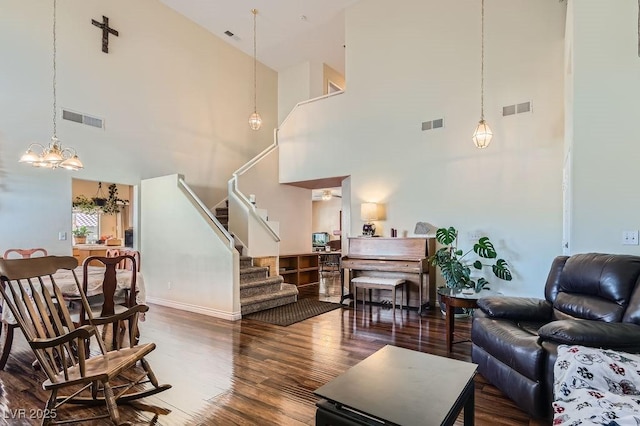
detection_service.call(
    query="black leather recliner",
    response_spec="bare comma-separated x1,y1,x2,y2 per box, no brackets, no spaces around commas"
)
471,253,640,418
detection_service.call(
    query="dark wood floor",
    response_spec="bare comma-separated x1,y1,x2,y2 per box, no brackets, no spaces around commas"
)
0,274,542,425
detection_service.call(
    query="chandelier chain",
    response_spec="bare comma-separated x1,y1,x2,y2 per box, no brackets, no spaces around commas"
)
480,0,485,121
52,0,57,138
252,8,257,114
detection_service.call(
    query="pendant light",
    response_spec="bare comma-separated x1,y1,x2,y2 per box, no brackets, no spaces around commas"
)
248,8,262,131
472,0,493,149
19,0,84,170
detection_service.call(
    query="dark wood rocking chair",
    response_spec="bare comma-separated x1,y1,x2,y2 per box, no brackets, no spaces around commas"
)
0,248,49,368
0,256,171,425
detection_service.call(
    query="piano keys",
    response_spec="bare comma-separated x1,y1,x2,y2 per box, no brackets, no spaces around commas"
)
341,237,436,313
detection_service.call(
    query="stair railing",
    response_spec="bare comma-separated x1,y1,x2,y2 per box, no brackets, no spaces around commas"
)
228,89,346,246
228,128,281,243
178,176,235,251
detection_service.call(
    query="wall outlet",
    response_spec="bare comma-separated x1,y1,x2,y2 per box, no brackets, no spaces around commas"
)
58,231,67,241
167,281,172,290
467,231,482,241
622,230,639,245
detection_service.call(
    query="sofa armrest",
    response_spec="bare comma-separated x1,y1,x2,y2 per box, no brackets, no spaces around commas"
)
538,320,640,351
477,297,552,321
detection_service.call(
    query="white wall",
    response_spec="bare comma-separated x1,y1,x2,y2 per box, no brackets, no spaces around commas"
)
278,60,325,124
237,147,312,254
568,0,640,254
279,0,566,297
0,0,277,255
141,174,239,320
278,62,312,125
312,198,341,237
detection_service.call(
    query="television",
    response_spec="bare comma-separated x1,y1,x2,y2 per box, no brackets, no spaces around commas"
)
312,232,330,249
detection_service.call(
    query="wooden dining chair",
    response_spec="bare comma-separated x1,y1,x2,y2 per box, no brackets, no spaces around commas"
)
3,247,48,259
80,255,139,350
106,249,140,272
0,256,170,425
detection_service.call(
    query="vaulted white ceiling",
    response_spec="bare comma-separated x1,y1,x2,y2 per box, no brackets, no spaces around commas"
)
158,0,359,74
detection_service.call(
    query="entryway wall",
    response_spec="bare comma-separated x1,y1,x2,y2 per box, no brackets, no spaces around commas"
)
71,178,133,242
312,195,341,243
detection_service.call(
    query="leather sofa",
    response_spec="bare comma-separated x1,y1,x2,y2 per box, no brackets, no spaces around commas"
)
471,253,640,418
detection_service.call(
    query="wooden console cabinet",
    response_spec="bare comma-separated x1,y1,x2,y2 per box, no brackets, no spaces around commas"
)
279,253,319,286
73,245,125,266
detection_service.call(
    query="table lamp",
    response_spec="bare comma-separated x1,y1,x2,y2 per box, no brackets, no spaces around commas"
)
361,203,378,236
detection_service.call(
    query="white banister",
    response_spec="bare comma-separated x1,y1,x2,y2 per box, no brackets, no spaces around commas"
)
178,176,235,251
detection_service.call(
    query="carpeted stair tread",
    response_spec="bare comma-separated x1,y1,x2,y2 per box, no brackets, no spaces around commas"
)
240,276,284,298
240,275,283,289
240,266,268,274
241,284,299,315
240,266,269,283
239,256,253,269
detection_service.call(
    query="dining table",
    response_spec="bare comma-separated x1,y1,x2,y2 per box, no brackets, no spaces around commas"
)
0,264,146,369
1,266,145,323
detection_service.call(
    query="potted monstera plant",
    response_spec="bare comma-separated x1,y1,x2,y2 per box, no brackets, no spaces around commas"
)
430,226,512,293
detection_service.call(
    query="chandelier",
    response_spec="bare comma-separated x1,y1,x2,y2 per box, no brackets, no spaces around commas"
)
321,190,332,201
472,0,493,149
19,0,83,170
248,8,262,131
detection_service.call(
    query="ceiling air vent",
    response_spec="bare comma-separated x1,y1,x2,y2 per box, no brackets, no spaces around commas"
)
62,109,104,129
422,118,444,131
224,30,240,41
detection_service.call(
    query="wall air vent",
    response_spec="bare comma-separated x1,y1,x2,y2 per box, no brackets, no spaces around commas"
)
502,105,516,116
62,109,104,129
517,102,531,113
502,101,532,117
422,118,444,131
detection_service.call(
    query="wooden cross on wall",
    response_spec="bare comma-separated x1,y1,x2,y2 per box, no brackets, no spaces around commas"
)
91,15,118,54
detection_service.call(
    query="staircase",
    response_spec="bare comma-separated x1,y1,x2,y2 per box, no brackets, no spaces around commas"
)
214,200,295,315
239,256,298,315
215,203,229,231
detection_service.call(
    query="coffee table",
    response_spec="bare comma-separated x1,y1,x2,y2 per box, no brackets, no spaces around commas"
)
314,345,477,425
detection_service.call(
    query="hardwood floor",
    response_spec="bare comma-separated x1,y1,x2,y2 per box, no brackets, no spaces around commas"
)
0,274,541,425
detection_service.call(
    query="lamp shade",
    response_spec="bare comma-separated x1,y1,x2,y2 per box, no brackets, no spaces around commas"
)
360,203,378,222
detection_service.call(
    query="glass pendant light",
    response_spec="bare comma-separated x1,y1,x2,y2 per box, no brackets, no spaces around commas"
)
472,0,492,149
248,8,262,131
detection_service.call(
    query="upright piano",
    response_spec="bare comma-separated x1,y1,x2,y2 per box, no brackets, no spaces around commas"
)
341,237,436,313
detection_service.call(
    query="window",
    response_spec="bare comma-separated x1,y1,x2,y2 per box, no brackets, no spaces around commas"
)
72,212,99,242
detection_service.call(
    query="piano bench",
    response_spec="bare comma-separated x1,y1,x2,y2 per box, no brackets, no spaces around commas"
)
351,277,406,311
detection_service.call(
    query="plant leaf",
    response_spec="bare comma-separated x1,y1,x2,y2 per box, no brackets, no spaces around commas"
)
474,237,497,259
475,278,489,292
473,260,482,270
492,258,513,281
436,227,457,246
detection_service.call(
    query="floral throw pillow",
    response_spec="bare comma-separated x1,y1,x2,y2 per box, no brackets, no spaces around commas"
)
553,345,640,425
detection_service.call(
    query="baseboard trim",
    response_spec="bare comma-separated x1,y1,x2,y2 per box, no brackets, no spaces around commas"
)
146,297,242,321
